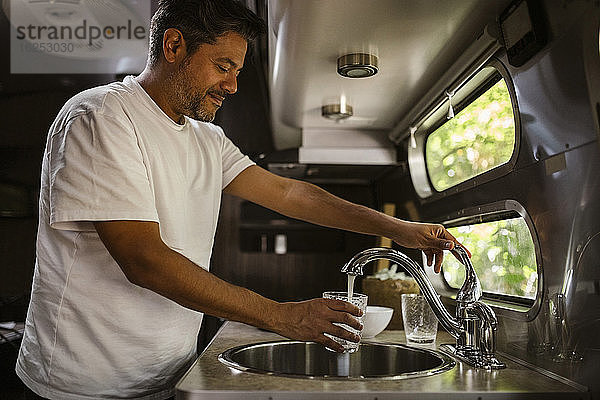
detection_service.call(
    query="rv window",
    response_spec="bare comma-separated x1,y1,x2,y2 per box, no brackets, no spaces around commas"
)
425,77,516,192
443,216,537,300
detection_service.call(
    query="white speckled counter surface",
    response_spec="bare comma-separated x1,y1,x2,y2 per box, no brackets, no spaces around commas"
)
175,321,588,400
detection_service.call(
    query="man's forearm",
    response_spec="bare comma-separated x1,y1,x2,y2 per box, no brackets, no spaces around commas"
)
277,179,408,242
224,166,462,270
139,247,281,329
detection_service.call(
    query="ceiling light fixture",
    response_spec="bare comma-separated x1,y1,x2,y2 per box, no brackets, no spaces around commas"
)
337,53,379,78
322,103,353,120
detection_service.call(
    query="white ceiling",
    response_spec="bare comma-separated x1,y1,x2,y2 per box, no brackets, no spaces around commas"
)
267,0,513,150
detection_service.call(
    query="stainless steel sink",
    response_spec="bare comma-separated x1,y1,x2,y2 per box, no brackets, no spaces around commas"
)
218,341,455,380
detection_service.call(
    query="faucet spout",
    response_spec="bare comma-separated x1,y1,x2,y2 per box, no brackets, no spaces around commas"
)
341,247,462,338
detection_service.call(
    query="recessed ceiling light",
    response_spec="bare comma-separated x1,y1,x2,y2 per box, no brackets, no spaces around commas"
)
322,103,353,120
337,53,379,78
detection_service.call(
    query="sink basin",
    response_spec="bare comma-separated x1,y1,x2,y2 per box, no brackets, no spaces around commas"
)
218,341,455,380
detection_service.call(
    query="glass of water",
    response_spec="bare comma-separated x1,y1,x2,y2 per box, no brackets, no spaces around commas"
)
322,291,368,353
401,293,438,345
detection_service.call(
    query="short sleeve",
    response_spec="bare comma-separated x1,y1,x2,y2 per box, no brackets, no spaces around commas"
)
49,112,159,231
219,129,255,188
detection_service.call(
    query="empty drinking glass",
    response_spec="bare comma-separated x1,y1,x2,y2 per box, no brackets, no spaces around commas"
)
401,293,438,345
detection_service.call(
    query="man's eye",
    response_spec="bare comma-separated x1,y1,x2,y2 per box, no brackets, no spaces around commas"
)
217,65,229,73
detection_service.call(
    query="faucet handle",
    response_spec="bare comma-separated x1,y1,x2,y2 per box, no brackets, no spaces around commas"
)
454,245,482,304
452,244,470,265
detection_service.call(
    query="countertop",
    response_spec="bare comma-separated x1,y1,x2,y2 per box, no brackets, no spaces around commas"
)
175,321,589,400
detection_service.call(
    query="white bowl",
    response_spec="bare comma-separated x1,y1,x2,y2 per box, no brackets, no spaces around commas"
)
362,306,394,338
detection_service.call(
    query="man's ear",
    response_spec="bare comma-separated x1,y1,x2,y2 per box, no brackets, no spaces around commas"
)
162,28,186,64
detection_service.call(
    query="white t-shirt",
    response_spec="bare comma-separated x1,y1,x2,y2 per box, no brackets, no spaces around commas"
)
16,76,255,400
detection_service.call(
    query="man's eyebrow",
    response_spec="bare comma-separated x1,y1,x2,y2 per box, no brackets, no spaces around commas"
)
214,57,241,69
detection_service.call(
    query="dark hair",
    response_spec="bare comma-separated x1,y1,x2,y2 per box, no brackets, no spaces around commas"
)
148,0,266,66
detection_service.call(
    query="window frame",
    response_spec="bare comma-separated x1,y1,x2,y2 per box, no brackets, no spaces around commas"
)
440,200,543,321
408,58,521,201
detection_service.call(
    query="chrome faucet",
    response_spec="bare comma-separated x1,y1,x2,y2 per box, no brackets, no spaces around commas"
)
341,247,506,370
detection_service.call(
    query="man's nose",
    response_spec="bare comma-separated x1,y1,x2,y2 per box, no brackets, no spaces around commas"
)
222,72,238,95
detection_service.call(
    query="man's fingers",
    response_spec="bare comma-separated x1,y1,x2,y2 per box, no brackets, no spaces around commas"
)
439,228,471,258
430,238,455,251
319,335,345,353
327,323,360,343
423,250,434,267
321,299,363,330
423,249,443,273
323,298,363,317
276,299,365,353
427,225,472,267
429,225,467,253
434,250,443,273
330,311,362,331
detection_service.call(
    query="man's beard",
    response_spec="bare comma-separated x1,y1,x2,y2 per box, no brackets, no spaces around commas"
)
183,90,216,122
170,58,224,123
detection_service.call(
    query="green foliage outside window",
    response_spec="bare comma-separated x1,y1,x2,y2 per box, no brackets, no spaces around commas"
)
444,218,538,299
425,79,516,191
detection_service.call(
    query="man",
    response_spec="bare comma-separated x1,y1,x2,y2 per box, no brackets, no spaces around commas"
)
17,1,466,399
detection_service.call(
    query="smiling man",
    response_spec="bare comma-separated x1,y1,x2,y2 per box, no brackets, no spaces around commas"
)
143,30,246,123
16,1,465,399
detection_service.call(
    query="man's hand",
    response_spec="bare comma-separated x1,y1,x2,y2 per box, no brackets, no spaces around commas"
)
390,221,470,273
271,298,363,353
